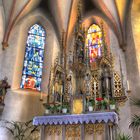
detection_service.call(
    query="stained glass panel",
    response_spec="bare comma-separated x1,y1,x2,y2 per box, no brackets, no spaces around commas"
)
86,24,102,63
20,24,46,91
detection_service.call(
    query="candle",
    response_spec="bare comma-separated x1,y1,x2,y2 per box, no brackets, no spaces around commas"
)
52,86,54,95
40,92,43,101
94,82,96,102
127,80,130,90
106,78,109,90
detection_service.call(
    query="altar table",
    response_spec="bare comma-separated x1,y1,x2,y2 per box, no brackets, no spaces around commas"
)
33,112,118,140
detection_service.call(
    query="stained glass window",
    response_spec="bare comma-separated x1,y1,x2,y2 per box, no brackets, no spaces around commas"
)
85,24,103,63
20,24,46,91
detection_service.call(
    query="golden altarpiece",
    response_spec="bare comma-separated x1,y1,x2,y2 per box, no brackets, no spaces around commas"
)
33,2,127,140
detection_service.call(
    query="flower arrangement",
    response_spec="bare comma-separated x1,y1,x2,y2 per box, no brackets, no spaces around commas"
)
96,97,103,102
87,99,95,112
109,98,116,105
87,99,95,106
43,103,51,110
96,97,108,110
62,102,70,113
109,98,116,110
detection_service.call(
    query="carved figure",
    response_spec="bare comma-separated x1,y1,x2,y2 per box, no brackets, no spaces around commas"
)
67,75,72,96
0,77,11,105
84,73,91,95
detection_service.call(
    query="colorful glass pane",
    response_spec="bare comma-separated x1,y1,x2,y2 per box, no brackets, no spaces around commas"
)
20,24,46,91
86,24,102,63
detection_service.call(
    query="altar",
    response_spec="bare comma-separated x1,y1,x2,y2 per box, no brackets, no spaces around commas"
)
33,6,127,140
33,112,118,140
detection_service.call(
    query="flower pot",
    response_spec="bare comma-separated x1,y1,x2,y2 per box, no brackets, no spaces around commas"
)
45,109,50,114
62,108,67,114
110,104,115,110
88,106,93,112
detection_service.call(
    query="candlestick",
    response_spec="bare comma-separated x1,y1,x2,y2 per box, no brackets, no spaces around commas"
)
94,81,96,102
106,78,109,90
40,92,43,101
127,80,130,91
52,86,54,95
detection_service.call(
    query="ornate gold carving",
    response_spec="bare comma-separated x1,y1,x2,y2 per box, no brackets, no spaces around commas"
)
91,71,99,97
66,124,81,139
99,57,112,68
113,72,123,97
85,123,104,135
113,72,127,105
46,125,62,136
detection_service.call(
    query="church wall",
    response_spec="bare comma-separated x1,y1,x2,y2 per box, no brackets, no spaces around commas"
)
125,8,140,140
0,1,5,79
0,8,60,121
109,29,133,137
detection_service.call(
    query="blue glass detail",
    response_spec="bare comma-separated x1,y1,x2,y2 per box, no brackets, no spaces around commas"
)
20,24,46,91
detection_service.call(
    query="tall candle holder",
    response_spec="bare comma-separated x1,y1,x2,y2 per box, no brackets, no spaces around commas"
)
40,92,43,101
126,80,131,97
94,81,96,111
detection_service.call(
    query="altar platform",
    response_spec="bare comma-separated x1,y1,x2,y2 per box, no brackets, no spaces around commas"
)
33,111,118,140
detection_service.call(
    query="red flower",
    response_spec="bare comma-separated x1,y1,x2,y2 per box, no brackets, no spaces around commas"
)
96,97,103,101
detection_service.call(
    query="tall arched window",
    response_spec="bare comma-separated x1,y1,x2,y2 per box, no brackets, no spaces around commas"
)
20,24,46,91
85,24,103,63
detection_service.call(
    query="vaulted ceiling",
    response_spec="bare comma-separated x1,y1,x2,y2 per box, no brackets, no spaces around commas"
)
1,0,132,50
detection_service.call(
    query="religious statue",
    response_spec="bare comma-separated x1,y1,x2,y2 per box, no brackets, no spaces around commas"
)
101,66,112,99
54,73,61,103
68,51,73,64
84,73,91,95
0,77,11,105
67,75,72,96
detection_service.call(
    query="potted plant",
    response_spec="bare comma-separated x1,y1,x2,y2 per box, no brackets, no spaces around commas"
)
50,105,58,114
43,103,51,114
117,133,132,140
87,99,95,112
56,104,62,113
101,99,108,110
96,97,103,110
109,98,116,110
3,120,39,140
62,102,69,114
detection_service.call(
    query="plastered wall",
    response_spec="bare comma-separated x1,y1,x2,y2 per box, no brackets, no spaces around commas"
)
109,29,133,137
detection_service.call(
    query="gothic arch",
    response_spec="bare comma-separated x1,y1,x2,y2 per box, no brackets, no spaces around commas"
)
12,10,60,94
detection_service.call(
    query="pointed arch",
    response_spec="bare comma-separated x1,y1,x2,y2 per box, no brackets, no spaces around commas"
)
20,24,46,91
85,24,103,63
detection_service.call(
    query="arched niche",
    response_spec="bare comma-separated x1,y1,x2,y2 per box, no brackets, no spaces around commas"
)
11,9,60,94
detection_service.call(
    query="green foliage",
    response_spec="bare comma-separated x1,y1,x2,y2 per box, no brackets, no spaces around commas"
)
4,120,39,140
130,98,140,131
49,104,62,113
129,115,140,131
101,100,107,106
101,100,108,110
117,133,132,140
88,99,95,106
109,98,116,105
50,105,57,113
62,102,69,109
43,103,51,110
